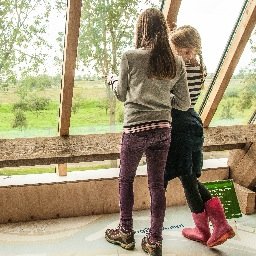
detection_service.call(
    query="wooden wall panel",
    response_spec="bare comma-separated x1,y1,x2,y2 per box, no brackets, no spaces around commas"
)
229,143,256,189
0,167,228,224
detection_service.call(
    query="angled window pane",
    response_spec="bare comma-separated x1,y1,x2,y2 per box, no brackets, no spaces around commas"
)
177,0,246,115
211,29,256,126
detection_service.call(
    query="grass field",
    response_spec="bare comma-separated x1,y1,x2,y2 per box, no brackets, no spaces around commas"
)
0,79,125,138
0,77,253,136
0,163,113,176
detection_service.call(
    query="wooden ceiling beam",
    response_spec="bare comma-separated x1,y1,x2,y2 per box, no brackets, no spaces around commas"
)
201,0,256,127
162,0,182,30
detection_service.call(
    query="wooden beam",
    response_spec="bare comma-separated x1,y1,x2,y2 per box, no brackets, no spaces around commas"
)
57,0,82,175
0,133,121,168
58,0,82,136
234,183,255,214
56,163,68,176
201,0,256,127
0,125,255,168
229,143,256,189
162,0,182,30
203,125,256,151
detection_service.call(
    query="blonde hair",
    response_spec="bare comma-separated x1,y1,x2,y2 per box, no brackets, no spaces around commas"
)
170,25,206,84
135,8,176,79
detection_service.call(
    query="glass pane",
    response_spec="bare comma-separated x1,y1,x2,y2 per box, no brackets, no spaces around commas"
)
177,0,245,75
70,0,162,135
0,0,66,139
211,29,256,126
177,0,246,115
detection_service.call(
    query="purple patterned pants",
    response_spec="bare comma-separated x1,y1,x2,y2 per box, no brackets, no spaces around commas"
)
119,128,171,242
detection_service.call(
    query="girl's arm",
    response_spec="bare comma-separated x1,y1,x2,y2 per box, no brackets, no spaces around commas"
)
171,59,191,110
107,53,129,102
116,53,129,102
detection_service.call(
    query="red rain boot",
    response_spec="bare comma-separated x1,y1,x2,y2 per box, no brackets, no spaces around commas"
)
182,210,211,245
205,197,235,247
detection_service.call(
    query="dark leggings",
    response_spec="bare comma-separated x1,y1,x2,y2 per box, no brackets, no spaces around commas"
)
179,174,212,213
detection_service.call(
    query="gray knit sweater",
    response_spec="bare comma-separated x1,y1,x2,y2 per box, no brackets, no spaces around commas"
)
115,48,191,126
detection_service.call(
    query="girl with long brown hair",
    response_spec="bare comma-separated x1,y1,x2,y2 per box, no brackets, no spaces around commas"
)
105,8,190,256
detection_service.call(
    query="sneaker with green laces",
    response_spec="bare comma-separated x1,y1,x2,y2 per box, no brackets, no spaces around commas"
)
105,225,135,250
141,236,162,256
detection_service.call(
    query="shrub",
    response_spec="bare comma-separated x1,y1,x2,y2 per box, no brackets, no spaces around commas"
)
12,109,27,130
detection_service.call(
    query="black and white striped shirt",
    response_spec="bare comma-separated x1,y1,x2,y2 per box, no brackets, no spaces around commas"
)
186,63,206,108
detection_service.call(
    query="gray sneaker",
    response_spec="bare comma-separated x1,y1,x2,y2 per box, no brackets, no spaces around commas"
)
141,236,162,256
105,225,135,250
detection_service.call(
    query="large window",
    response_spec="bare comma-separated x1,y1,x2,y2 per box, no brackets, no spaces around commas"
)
0,0,66,139
211,29,256,126
177,0,248,117
69,0,162,135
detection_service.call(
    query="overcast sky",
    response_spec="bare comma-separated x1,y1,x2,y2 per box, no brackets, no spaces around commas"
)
45,0,253,75
176,0,253,73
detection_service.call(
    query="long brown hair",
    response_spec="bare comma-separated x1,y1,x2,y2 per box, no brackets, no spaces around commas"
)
170,25,206,84
135,8,176,79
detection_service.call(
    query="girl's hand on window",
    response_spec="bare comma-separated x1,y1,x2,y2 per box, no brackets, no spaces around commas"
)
107,73,118,91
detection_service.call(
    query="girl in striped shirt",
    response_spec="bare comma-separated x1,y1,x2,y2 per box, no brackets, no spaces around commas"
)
164,25,235,248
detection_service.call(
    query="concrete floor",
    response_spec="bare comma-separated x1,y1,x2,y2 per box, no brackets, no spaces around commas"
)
0,206,255,256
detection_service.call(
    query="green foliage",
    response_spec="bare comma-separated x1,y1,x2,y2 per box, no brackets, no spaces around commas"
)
21,75,50,89
0,0,53,85
19,75,61,91
234,73,256,112
12,109,27,130
77,0,153,77
27,95,50,116
237,89,254,110
224,89,238,98
117,108,124,123
72,95,82,114
12,101,29,112
96,98,110,115
220,99,235,120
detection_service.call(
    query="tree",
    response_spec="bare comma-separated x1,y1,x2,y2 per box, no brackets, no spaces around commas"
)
72,95,82,114
77,0,134,128
78,0,143,76
27,95,50,117
12,109,27,130
220,100,234,120
0,0,53,87
97,98,110,115
236,30,256,111
77,0,155,128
